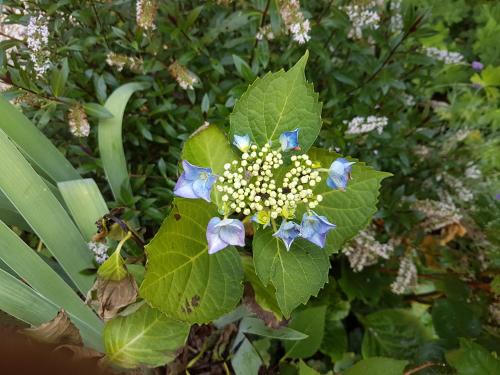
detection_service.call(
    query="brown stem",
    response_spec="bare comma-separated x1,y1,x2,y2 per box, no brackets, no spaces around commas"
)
249,0,271,65
404,362,443,375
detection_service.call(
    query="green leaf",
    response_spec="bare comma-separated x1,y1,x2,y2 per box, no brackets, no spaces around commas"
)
181,124,237,209
283,305,327,358
58,179,108,241
232,337,266,375
240,317,307,340
0,95,80,183
307,148,392,254
98,82,148,202
321,319,348,361
432,299,482,341
445,338,500,375
242,255,282,319
104,304,190,369
0,129,94,294
345,357,409,375
0,268,103,352
253,227,330,317
361,309,432,360
140,198,244,324
83,102,114,119
230,51,322,152
299,360,320,375
50,58,69,97
0,220,103,333
98,250,128,281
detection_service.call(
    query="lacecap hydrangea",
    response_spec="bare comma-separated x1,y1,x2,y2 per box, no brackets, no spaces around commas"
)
174,130,355,254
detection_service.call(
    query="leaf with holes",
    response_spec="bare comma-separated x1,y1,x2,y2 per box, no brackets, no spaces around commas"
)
140,198,244,323
230,51,322,152
104,304,190,369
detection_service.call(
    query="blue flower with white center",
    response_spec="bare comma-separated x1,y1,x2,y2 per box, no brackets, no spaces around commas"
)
206,217,245,254
326,158,355,190
279,129,300,151
174,160,217,202
273,220,301,251
300,211,336,248
233,134,251,152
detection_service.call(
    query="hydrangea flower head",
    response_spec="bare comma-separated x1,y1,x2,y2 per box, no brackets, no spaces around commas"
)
300,211,336,248
174,160,217,202
273,220,301,251
206,217,245,254
233,134,251,152
279,128,300,151
327,158,355,190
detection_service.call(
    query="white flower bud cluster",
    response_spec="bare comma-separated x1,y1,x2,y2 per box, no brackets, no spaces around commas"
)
390,255,418,294
26,15,51,77
343,229,395,272
106,52,144,74
88,241,109,265
136,0,158,31
412,199,462,232
216,143,323,219
443,174,473,203
389,0,403,33
279,0,311,44
256,24,275,41
424,47,464,65
465,165,481,180
168,61,199,90
344,2,380,40
68,104,90,137
344,116,388,135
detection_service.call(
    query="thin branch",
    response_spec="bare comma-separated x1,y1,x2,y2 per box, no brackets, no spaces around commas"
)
404,362,443,375
249,0,271,65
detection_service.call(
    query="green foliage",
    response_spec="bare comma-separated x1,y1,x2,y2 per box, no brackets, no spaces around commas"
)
361,309,432,360
103,304,190,368
445,339,500,375
283,305,327,359
230,51,322,152
344,357,409,375
140,198,243,323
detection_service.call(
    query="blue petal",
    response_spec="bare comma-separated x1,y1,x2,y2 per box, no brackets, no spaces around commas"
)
217,219,245,247
182,160,212,180
307,231,327,248
174,174,198,199
207,217,229,254
273,220,301,251
279,129,300,151
233,134,251,152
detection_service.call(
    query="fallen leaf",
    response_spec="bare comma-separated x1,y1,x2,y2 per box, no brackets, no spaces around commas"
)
23,310,83,346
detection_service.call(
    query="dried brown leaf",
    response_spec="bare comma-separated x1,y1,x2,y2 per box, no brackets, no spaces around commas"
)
87,274,138,321
23,310,83,346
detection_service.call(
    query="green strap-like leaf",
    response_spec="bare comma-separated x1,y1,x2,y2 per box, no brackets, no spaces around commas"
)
0,220,103,333
98,82,148,202
230,51,322,152
58,178,109,241
140,198,244,324
0,95,80,182
0,129,94,294
104,304,190,369
253,227,330,318
0,268,103,352
307,148,392,254
181,124,237,209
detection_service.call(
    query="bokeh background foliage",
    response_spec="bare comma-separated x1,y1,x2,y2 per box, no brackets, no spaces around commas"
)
0,0,499,374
